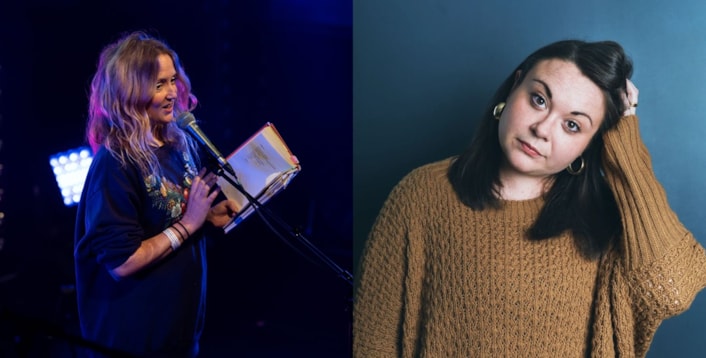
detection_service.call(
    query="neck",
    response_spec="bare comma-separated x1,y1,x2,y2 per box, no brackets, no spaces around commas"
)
150,129,164,147
497,170,553,201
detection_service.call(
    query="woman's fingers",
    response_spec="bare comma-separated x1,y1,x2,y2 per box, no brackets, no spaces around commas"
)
623,79,639,116
192,169,220,195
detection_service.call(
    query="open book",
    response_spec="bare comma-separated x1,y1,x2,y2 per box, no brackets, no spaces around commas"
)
216,122,301,233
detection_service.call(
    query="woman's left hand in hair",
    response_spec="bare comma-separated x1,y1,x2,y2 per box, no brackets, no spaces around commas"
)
622,79,639,117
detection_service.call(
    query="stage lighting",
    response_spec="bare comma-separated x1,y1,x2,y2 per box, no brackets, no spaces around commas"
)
49,146,93,206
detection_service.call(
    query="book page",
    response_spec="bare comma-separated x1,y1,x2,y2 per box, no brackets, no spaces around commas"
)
216,123,301,232
261,125,298,165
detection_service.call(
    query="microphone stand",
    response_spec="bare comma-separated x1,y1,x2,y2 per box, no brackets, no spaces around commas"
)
212,165,354,287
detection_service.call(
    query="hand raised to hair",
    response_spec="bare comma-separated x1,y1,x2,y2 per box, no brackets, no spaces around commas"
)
180,168,221,235
622,79,639,117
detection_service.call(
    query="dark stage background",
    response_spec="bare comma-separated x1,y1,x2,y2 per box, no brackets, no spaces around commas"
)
0,1,352,357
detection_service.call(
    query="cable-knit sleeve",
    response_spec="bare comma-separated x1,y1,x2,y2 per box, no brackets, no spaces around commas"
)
600,114,706,356
353,169,427,358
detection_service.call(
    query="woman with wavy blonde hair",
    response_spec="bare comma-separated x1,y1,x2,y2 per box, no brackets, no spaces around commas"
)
75,30,238,358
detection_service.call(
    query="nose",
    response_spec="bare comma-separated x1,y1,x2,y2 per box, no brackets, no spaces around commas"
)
530,114,552,141
166,82,178,99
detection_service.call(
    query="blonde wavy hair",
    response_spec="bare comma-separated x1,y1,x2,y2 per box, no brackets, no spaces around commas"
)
86,30,199,176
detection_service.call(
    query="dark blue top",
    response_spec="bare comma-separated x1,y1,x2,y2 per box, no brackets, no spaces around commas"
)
74,145,207,358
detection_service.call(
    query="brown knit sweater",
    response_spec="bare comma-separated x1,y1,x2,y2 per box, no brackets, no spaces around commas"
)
353,115,706,357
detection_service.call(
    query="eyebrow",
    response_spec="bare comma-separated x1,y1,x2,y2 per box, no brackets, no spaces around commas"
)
532,78,594,126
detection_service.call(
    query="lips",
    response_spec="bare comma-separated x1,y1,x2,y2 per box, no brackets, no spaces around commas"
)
161,103,174,117
519,140,542,157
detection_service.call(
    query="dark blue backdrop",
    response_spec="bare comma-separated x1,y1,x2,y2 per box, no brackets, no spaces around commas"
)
0,1,352,357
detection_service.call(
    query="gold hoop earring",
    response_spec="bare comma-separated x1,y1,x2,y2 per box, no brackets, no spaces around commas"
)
566,156,585,175
493,102,506,120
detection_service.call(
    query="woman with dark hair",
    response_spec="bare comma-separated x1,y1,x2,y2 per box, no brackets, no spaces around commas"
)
353,40,706,357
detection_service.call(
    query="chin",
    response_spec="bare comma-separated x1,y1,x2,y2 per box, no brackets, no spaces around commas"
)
157,114,175,124
507,161,550,178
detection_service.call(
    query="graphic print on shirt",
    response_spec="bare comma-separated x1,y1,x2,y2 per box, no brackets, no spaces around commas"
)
144,151,198,220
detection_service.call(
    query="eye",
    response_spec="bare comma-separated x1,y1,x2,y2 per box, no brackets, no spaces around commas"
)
531,93,547,108
564,119,581,133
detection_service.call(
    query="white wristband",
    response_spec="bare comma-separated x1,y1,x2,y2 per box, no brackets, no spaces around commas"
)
163,227,181,251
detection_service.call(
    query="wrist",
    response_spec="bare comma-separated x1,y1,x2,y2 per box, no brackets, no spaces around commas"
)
163,227,181,251
174,221,192,240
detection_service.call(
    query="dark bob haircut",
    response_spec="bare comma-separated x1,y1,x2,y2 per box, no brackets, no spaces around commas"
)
448,39,633,259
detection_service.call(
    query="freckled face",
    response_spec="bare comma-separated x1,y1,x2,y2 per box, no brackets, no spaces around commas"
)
497,59,605,180
147,54,178,125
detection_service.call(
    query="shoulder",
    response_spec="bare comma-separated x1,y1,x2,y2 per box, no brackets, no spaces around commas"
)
384,157,455,206
86,147,119,177
371,158,457,240
396,157,454,191
83,147,141,194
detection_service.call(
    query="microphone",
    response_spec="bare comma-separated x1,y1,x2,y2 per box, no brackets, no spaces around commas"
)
176,112,237,179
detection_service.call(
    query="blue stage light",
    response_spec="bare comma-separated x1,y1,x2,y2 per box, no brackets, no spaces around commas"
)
49,147,93,206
